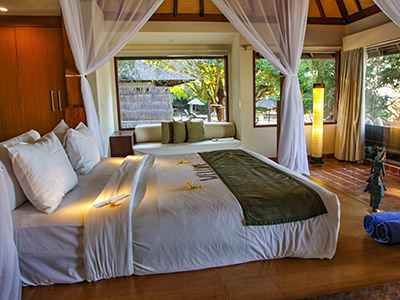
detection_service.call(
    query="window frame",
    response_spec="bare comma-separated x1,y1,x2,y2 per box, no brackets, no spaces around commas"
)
114,55,229,131
253,51,340,128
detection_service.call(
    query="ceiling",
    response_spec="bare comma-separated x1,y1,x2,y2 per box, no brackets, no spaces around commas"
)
0,0,381,25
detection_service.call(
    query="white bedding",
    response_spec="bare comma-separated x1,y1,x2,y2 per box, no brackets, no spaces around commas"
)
131,151,340,275
12,158,122,286
13,151,340,286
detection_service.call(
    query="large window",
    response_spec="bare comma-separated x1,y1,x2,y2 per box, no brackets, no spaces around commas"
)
115,56,228,129
254,52,338,127
365,43,400,161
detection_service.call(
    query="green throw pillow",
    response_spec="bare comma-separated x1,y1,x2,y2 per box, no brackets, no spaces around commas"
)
186,121,205,143
161,122,173,144
173,121,187,143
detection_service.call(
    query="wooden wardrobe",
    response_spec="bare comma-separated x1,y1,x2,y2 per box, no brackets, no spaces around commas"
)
0,17,67,141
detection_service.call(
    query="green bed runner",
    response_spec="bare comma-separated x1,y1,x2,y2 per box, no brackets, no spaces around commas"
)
199,150,327,226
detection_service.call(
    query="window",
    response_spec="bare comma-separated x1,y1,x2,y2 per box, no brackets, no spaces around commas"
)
253,52,338,127
365,42,400,161
115,56,228,129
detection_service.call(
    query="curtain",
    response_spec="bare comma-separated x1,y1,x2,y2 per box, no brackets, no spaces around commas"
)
335,48,366,162
0,163,21,300
212,0,310,175
374,0,400,27
60,0,164,156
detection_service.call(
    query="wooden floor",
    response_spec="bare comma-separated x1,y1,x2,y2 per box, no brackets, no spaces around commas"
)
22,175,400,300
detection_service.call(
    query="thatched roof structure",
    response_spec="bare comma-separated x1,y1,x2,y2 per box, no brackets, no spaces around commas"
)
119,61,195,87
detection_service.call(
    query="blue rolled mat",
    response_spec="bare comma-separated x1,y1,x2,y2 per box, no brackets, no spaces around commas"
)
375,220,400,244
363,212,400,238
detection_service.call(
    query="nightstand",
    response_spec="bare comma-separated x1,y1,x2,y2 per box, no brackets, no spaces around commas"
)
109,131,134,157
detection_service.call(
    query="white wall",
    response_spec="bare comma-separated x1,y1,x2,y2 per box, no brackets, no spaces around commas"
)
89,61,118,156
343,21,400,51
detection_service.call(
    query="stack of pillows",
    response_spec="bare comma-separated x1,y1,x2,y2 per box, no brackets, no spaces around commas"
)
161,120,205,144
0,120,100,214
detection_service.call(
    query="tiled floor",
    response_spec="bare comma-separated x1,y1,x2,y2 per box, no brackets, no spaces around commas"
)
309,158,400,211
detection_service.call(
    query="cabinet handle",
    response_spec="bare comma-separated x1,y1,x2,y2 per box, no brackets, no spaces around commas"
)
57,90,62,111
50,91,55,112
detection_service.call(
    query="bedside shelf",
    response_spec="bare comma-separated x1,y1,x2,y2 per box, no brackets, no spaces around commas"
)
109,131,134,157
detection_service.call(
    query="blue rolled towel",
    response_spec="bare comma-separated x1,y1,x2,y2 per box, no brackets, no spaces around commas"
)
375,220,400,244
363,212,400,238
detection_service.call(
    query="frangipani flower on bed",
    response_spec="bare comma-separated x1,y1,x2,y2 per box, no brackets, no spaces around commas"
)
185,181,202,190
175,160,188,165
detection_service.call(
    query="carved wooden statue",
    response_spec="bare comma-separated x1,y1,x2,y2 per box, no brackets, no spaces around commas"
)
364,146,386,212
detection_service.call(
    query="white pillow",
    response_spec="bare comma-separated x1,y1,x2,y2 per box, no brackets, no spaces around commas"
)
52,119,70,146
0,130,41,210
5,132,77,214
65,123,100,175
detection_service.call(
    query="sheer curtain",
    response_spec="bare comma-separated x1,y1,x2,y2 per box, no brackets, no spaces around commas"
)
60,0,164,156
212,0,310,175
0,163,21,300
335,48,366,162
374,0,400,26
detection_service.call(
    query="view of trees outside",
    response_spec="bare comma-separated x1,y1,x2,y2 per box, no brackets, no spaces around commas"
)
117,58,227,124
365,54,400,127
254,57,336,126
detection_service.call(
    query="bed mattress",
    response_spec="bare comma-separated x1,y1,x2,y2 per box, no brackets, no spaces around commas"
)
12,158,123,286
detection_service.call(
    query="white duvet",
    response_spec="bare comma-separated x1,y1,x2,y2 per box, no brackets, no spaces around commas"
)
85,151,340,279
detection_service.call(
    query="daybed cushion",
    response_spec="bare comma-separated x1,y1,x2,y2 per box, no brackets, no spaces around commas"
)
135,124,162,143
134,138,242,156
186,121,205,142
65,122,100,175
204,122,235,139
161,122,173,144
0,130,41,210
173,121,187,143
135,122,236,144
5,132,78,214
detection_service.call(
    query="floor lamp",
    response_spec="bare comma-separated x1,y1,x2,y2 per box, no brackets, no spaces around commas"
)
310,84,325,164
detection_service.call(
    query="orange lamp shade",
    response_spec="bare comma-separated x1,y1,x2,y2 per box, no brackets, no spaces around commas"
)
311,84,325,161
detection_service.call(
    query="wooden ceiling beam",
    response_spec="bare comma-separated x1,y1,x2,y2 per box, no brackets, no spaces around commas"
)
315,0,326,20
354,0,363,12
199,0,204,17
335,0,349,23
347,5,381,23
307,17,344,25
149,13,228,22
173,0,178,17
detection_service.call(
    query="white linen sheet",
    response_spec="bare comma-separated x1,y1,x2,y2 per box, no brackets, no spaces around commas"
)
84,155,152,281
131,151,340,275
12,158,122,286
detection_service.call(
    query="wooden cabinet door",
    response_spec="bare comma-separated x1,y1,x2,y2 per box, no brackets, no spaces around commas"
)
15,27,66,135
0,27,25,141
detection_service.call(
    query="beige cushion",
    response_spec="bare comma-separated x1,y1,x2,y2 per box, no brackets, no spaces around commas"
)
5,132,77,214
0,130,41,210
161,122,173,144
173,121,187,143
186,121,205,142
135,124,162,143
204,122,236,139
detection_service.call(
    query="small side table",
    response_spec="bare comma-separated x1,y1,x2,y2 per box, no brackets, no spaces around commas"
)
110,131,134,157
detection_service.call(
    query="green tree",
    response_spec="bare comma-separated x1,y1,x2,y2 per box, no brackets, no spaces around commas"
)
366,54,400,123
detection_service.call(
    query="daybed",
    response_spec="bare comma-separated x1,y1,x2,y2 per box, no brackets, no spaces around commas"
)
2,128,340,286
133,122,242,155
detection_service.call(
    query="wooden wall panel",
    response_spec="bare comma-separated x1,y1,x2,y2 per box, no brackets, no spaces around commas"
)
62,21,84,108
15,27,65,135
0,27,24,141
